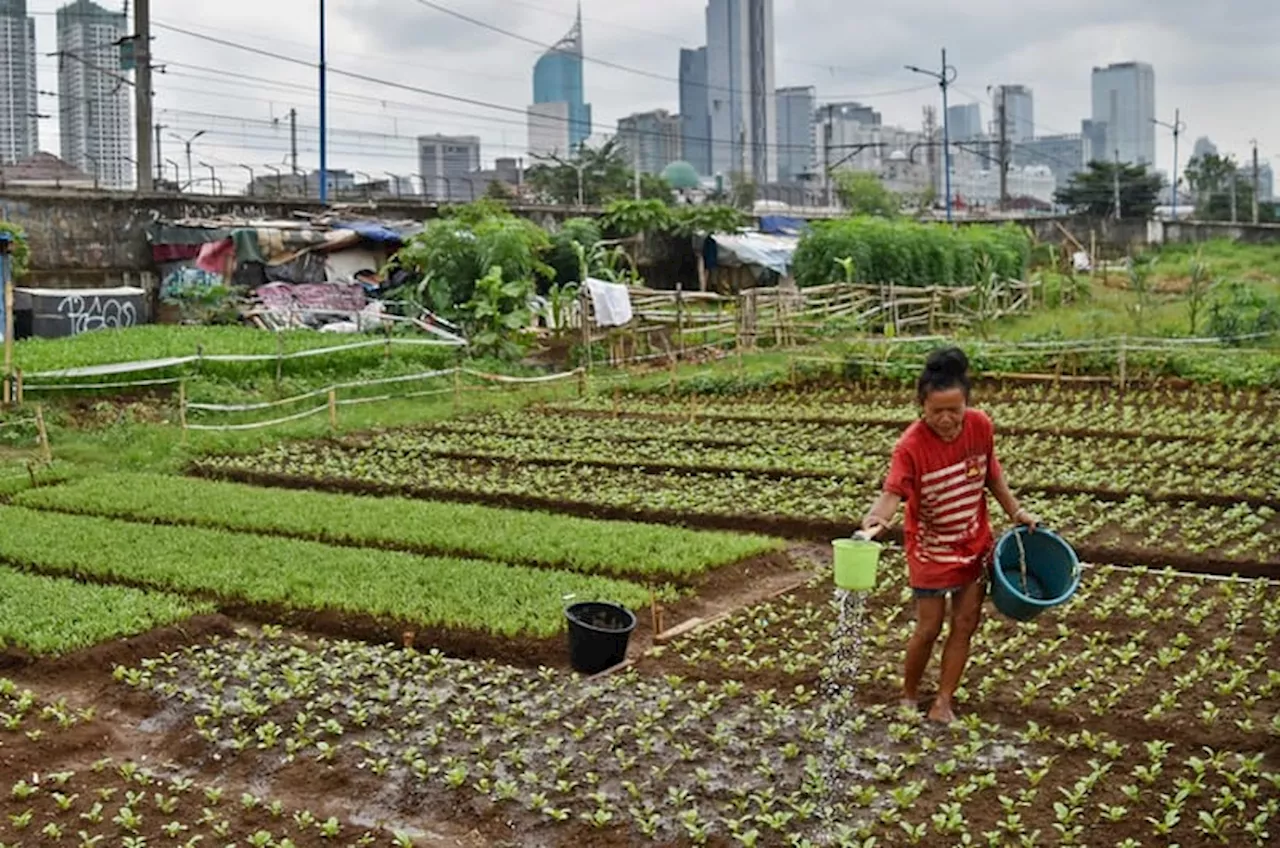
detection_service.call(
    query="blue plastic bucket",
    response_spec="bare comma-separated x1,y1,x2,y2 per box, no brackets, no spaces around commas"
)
991,528,1080,622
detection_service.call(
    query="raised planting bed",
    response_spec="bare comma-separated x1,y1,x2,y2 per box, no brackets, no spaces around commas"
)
16,473,783,583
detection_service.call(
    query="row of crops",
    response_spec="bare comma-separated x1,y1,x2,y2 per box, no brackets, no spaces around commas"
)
107,561,1280,847
189,384,1280,568
0,479,786,658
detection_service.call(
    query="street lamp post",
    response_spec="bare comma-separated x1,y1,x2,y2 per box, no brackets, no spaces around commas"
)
263,164,282,196
199,162,219,195
319,0,329,204
170,130,206,187
1151,109,1186,220
384,172,402,200
906,49,958,223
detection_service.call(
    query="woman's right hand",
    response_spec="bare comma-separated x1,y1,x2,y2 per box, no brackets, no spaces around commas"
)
861,514,888,538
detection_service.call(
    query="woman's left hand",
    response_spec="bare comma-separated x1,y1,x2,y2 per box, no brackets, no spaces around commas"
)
1014,508,1039,530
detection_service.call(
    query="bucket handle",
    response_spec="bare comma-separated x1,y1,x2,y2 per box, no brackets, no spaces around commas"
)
1012,527,1082,595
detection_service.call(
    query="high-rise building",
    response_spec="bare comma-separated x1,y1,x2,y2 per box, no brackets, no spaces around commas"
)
1081,119,1108,165
1013,135,1084,191
530,7,591,153
705,0,776,185
418,134,480,202
57,0,132,189
527,102,571,160
946,103,982,143
1191,136,1218,161
0,0,38,165
617,110,681,176
993,85,1033,144
678,47,711,175
775,86,813,185
1091,62,1155,166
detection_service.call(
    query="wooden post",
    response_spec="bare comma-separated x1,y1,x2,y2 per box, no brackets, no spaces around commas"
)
2,262,12,398
13,368,21,405
580,292,593,376
675,283,686,360
275,332,285,391
178,380,188,444
34,404,51,464
327,389,338,431
452,367,461,412
577,366,587,398
668,354,678,395
383,320,392,360
1117,336,1128,396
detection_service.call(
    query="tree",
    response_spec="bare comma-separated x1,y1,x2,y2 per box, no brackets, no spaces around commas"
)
1184,153,1276,222
525,139,673,206
833,171,899,217
1054,161,1162,219
0,221,30,280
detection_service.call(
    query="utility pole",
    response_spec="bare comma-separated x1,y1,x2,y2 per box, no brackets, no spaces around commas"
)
1113,148,1122,221
906,49,957,223
133,0,153,191
289,109,299,177
1230,171,1238,223
1252,140,1261,225
1151,108,1185,220
996,86,1009,212
318,0,329,204
633,134,641,200
824,105,834,208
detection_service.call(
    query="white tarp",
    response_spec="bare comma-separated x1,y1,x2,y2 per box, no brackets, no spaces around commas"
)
706,232,798,275
584,278,633,327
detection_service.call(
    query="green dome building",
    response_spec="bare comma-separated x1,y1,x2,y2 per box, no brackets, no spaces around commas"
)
661,161,701,190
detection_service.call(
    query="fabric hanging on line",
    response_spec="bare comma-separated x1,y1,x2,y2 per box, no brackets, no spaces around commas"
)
231,229,266,265
584,278,633,327
195,239,235,275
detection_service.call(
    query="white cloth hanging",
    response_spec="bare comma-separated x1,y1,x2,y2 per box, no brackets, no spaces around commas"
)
584,278,633,327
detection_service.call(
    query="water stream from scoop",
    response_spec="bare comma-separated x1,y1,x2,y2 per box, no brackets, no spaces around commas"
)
818,587,870,834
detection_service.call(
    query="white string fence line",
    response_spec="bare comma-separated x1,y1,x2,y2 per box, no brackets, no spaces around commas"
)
0,418,37,430
23,337,466,381
22,377,185,392
183,404,331,432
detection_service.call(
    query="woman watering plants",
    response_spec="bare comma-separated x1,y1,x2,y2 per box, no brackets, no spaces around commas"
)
860,347,1038,724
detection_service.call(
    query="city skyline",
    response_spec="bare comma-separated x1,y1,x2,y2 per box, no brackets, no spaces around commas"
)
7,0,1276,193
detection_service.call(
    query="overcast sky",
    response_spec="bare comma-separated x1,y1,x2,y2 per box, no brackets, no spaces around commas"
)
27,0,1280,191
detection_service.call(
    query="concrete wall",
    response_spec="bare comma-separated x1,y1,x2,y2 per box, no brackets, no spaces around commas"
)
0,188,585,286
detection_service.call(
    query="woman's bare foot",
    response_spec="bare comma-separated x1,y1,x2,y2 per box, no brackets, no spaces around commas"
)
927,698,956,724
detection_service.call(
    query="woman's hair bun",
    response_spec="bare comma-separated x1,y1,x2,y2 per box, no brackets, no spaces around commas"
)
924,346,969,377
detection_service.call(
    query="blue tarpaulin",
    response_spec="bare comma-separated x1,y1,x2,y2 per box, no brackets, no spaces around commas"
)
758,215,808,237
335,220,414,243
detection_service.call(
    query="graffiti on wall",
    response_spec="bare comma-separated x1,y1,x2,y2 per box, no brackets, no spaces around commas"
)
56,293,139,335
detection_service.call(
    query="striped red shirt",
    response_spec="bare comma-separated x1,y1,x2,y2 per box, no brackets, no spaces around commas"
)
884,409,1002,589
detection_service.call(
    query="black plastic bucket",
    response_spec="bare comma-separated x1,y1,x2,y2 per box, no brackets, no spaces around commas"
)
564,602,636,674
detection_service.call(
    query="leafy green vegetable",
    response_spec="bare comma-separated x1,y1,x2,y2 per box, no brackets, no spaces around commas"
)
0,567,209,655
0,506,649,639
16,473,782,581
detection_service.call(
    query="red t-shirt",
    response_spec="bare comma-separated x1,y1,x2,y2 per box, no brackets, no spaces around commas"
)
883,409,1003,589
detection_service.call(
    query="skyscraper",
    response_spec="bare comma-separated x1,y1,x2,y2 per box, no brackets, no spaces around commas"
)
946,103,982,143
530,6,591,154
57,0,131,188
1091,62,1155,166
993,85,1033,144
417,135,481,202
617,110,681,175
0,0,39,165
678,47,711,175
705,0,776,185
775,86,813,184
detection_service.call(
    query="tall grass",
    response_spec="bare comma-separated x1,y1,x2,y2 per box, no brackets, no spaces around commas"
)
792,218,1031,288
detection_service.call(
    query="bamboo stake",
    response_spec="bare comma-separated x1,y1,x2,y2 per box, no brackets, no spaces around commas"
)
13,368,21,405
327,389,338,430
34,404,51,463
178,380,188,444
274,332,284,392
